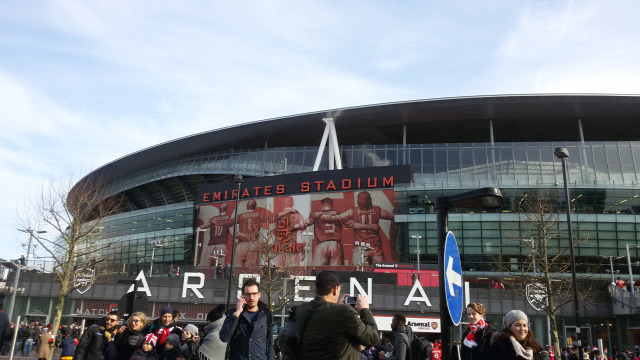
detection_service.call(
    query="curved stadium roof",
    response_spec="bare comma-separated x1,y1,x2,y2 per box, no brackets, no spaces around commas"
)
75,94,640,211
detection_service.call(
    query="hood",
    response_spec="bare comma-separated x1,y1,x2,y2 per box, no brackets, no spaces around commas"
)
204,315,225,333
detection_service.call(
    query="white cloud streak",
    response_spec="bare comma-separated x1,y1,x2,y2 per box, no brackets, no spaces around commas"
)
0,0,639,259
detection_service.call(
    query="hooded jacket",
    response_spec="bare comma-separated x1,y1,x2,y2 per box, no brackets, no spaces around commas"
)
197,316,226,360
219,301,274,360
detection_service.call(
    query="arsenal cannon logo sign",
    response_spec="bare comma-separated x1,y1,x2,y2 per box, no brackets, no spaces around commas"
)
73,268,95,294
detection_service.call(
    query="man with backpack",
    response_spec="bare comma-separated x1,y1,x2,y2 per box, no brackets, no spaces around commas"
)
385,314,412,359
411,336,433,360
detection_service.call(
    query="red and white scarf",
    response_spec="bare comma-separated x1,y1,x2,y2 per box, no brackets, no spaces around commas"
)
463,318,486,348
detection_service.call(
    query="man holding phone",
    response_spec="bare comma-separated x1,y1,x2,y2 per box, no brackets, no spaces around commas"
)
295,270,378,359
219,278,274,360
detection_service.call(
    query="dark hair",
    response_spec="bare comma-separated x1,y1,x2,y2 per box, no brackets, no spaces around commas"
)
207,304,226,322
501,326,541,353
393,314,406,325
242,278,260,293
315,270,341,296
172,310,180,318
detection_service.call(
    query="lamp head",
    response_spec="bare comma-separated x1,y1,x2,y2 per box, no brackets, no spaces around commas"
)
234,174,243,184
554,147,569,159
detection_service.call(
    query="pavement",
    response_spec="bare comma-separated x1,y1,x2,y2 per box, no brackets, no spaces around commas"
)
0,348,62,360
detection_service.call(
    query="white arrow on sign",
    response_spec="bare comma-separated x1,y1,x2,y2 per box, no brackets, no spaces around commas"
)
446,256,462,294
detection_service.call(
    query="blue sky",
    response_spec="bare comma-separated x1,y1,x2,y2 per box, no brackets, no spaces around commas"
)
1,1,640,262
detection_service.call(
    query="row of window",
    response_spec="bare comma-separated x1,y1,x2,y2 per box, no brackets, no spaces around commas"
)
105,141,640,197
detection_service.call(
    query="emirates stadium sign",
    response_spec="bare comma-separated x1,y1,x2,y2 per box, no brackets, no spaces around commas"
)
196,165,411,203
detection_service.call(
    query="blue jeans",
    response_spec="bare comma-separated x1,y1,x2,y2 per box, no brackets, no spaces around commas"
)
23,338,34,356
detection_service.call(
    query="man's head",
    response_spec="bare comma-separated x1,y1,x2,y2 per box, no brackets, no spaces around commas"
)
315,271,342,302
283,196,294,208
357,191,373,209
320,198,333,210
104,312,119,331
160,307,173,327
242,278,262,310
246,199,257,211
219,203,228,214
391,314,406,331
172,310,181,323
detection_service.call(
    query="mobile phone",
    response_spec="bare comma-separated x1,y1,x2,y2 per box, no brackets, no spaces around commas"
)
345,296,358,305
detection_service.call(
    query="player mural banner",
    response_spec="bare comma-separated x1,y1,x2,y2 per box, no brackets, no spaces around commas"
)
194,166,411,268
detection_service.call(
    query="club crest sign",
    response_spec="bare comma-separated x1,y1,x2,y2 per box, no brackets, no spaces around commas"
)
73,268,95,294
526,283,547,311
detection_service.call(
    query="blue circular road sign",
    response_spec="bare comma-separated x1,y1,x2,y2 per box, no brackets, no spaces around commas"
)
444,231,463,326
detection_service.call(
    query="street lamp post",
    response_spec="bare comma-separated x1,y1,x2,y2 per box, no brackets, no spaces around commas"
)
149,241,163,276
554,147,583,359
9,229,46,321
226,175,243,310
436,188,503,360
411,235,422,281
625,244,640,312
303,231,313,275
194,228,207,267
210,250,225,268
354,241,373,270
600,255,623,284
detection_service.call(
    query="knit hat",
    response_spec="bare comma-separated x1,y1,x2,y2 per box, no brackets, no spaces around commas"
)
207,304,225,322
165,333,181,347
160,307,173,317
183,324,198,336
144,333,158,347
503,310,528,327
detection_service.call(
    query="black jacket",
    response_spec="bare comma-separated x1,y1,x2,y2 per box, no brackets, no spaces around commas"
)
0,313,10,342
74,317,115,360
115,328,147,360
486,335,545,360
460,325,495,360
219,301,274,360
130,349,159,360
387,326,411,360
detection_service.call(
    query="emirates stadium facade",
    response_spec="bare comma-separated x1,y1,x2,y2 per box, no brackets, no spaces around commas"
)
6,94,640,349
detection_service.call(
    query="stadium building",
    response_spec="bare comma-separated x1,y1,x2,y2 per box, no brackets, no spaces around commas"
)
3,94,640,349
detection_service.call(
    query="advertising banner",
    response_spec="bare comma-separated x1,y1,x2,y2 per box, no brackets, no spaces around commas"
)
194,166,411,268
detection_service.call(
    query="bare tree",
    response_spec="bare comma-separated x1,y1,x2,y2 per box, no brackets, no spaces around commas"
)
494,190,599,353
17,175,123,360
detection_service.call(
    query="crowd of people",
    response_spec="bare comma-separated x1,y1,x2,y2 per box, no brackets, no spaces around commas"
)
3,271,640,360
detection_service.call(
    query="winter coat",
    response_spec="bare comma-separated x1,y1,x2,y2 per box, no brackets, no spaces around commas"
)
196,317,226,360
23,327,37,341
486,335,545,360
130,348,159,360
59,337,77,358
460,324,495,360
0,313,10,342
295,296,379,360
219,301,274,360
37,331,55,359
74,318,117,360
115,328,147,360
160,346,185,360
275,319,298,360
386,326,410,360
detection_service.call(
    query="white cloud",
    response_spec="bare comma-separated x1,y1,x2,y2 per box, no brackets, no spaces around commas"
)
1,0,640,260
